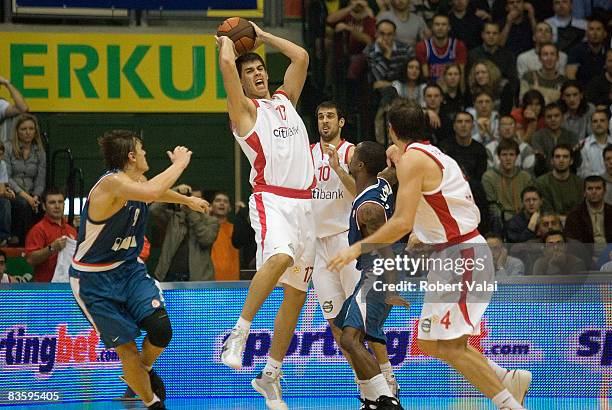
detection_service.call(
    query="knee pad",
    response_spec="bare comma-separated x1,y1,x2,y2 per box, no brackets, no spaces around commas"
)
140,308,172,348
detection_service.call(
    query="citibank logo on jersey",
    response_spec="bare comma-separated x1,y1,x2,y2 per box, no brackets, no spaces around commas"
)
0,325,120,375
216,320,536,368
273,126,300,139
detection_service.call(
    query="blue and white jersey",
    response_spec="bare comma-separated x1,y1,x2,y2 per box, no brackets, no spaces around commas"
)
349,177,394,270
71,171,148,272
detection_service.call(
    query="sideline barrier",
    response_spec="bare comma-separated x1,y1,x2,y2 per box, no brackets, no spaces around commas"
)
0,276,609,403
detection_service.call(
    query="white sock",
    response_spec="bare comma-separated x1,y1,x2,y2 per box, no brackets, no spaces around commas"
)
361,378,379,401
236,317,251,332
379,361,394,378
357,379,368,400
263,357,282,378
492,389,523,409
488,358,509,381
144,393,160,407
368,373,393,399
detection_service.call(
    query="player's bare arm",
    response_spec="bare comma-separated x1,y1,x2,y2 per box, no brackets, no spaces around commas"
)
326,143,356,196
156,189,210,214
328,150,429,272
217,35,257,137
357,202,386,238
250,23,309,106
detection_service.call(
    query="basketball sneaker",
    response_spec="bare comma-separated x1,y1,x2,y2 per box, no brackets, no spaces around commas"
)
359,397,378,409
251,371,289,410
376,395,403,410
147,401,166,410
221,327,248,369
502,370,532,405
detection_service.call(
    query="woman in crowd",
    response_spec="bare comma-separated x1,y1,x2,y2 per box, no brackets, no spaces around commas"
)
392,57,426,104
559,80,596,140
5,113,45,245
467,59,514,116
438,63,467,119
511,89,546,144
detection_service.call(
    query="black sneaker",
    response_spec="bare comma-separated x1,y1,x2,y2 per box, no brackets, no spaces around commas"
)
376,395,403,410
148,401,166,410
360,397,378,409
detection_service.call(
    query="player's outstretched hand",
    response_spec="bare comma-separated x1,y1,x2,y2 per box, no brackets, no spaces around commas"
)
327,244,361,273
167,146,192,169
385,294,410,309
185,196,210,214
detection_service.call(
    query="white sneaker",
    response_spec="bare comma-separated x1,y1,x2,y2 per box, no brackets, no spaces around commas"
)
385,373,400,398
221,327,248,369
251,371,289,410
501,369,532,405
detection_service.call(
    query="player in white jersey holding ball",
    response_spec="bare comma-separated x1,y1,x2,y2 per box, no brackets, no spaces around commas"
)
329,101,531,410
217,22,315,410
311,101,399,402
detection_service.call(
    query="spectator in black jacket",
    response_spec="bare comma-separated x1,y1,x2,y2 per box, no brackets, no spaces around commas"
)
506,186,543,242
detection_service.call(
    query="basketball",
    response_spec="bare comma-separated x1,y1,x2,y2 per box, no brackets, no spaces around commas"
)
216,17,256,56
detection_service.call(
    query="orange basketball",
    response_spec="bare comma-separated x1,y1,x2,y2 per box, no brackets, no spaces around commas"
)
217,17,257,56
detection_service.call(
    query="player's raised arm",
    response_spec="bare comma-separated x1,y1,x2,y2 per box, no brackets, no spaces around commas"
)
250,23,309,106
217,35,256,136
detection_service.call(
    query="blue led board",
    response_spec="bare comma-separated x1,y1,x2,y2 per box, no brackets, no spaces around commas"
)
0,283,607,403
15,1,258,10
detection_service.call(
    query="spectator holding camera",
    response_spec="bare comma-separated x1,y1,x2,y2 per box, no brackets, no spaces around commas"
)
151,184,218,282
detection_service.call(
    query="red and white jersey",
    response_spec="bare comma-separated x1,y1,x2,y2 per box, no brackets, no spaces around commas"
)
407,142,480,244
233,91,315,196
311,140,354,238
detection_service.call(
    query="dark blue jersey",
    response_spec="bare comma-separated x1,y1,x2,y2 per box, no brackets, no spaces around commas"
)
71,171,148,272
349,177,395,270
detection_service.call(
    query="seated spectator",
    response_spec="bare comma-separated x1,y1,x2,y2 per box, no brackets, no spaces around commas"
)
511,89,546,144
151,184,219,282
601,145,612,204
578,110,612,178
483,139,534,229
532,103,580,174
532,230,587,274
498,0,537,56
231,200,256,276
560,80,596,140
0,249,31,283
507,186,543,243
211,191,240,281
564,176,612,260
413,0,450,28
517,22,568,80
0,76,28,143
467,91,499,145
509,211,562,273
392,57,426,103
585,49,612,110
0,144,13,246
535,144,584,217
545,0,587,52
437,63,467,119
468,22,518,87
467,60,514,116
416,14,467,82
571,0,612,20
448,0,485,50
422,84,453,144
486,233,525,276
327,0,376,82
472,0,507,23
24,188,77,282
6,114,45,245
566,18,607,86
377,0,430,47
520,43,567,105
486,115,536,175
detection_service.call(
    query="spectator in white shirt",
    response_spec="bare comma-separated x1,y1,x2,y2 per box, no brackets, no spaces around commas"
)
517,22,568,80
579,110,612,178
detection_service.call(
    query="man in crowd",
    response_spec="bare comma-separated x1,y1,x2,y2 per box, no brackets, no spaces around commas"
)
499,0,538,56
469,22,518,86
210,191,240,281
507,186,544,243
517,22,568,80
566,18,608,86
601,145,612,204
578,110,612,178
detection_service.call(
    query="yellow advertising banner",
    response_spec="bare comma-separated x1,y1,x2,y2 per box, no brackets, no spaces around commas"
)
0,32,260,112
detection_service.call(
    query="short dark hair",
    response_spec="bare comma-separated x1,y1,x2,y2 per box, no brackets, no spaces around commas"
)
432,14,449,23
482,21,500,32
316,101,345,120
544,102,563,114
521,186,541,200
544,229,565,243
98,130,141,170
497,138,520,156
474,90,494,101
538,42,558,57
213,191,231,201
592,109,610,121
603,144,612,159
453,111,474,123
387,98,427,142
354,141,387,176
552,143,572,157
521,89,545,111
424,83,443,95
376,19,396,31
584,175,606,188
235,52,267,78
42,186,66,203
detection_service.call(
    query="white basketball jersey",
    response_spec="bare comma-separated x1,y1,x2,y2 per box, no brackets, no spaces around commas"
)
234,91,315,193
407,142,480,244
311,140,354,238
